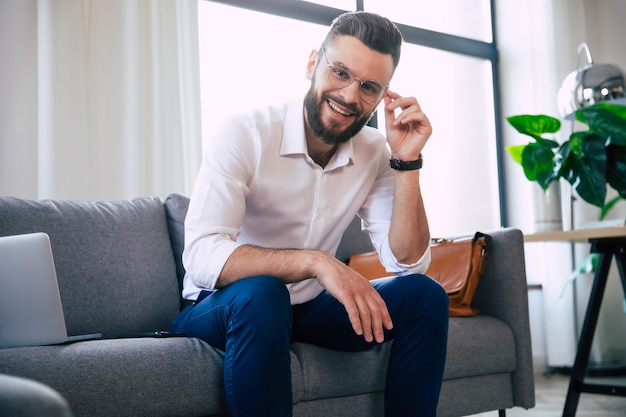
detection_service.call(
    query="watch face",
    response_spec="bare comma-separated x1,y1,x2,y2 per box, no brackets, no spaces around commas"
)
390,159,403,170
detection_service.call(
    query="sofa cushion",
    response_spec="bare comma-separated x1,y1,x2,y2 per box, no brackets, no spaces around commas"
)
290,315,515,402
0,197,180,337
291,342,390,401
0,337,305,417
0,338,225,417
164,193,189,294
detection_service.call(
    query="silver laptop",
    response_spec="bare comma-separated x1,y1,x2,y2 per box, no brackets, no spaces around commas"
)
0,232,101,349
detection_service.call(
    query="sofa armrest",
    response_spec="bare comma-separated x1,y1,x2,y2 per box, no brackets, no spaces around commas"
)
472,227,535,409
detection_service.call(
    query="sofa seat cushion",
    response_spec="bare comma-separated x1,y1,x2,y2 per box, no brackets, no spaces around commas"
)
0,197,180,337
0,337,305,417
444,315,516,380
292,315,515,401
291,342,391,401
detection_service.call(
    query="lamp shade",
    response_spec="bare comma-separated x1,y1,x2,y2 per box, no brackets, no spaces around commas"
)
558,60,626,120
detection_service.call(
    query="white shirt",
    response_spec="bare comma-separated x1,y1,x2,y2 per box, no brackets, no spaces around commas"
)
182,98,430,304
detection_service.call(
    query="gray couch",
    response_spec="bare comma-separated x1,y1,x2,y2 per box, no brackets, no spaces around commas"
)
0,194,535,417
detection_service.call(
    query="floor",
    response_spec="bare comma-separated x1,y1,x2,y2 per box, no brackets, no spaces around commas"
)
467,372,626,417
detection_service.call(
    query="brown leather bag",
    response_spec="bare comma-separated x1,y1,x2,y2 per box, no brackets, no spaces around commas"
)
347,232,491,317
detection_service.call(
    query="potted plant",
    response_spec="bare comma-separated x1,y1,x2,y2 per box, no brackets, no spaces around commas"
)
507,103,626,287
506,103,626,217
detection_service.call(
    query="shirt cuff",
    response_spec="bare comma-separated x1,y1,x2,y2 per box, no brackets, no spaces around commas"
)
182,235,241,298
378,238,431,276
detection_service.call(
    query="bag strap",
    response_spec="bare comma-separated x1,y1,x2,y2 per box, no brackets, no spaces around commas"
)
431,232,492,275
431,231,491,245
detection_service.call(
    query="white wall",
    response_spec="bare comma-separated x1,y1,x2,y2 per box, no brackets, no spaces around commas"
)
583,0,626,70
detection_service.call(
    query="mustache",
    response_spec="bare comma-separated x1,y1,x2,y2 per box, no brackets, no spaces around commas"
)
322,92,359,115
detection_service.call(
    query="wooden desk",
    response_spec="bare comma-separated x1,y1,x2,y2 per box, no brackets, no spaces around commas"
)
524,226,626,243
524,227,626,417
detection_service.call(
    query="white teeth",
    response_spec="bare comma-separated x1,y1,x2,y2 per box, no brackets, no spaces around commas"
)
328,100,351,116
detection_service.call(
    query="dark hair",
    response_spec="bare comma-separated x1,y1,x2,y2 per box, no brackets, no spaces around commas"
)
322,11,403,69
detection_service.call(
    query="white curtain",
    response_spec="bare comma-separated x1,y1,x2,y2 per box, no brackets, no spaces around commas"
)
0,0,202,201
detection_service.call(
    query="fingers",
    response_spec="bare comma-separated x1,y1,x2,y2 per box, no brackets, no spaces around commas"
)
345,290,393,343
313,255,393,344
343,301,364,338
383,92,398,126
383,90,432,159
384,89,429,127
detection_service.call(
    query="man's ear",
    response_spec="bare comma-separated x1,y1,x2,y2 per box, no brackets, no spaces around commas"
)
305,49,318,81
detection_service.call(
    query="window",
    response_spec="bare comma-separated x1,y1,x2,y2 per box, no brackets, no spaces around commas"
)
366,0,493,42
376,43,500,236
197,0,504,236
197,2,327,144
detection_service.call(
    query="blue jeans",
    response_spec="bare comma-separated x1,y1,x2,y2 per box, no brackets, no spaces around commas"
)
171,274,449,417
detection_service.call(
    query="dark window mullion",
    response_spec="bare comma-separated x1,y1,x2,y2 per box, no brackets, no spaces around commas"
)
396,23,496,60
206,0,349,26
489,0,508,226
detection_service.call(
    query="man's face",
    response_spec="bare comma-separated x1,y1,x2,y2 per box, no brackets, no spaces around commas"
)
304,36,394,146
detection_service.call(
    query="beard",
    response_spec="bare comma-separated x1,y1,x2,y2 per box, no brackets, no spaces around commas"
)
304,85,374,146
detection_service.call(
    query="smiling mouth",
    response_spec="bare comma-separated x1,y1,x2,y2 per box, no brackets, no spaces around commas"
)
327,99,354,117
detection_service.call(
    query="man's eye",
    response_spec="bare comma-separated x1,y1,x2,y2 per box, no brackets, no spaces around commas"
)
361,82,381,95
332,68,351,81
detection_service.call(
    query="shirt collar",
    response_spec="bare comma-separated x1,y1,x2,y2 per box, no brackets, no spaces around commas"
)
280,97,355,170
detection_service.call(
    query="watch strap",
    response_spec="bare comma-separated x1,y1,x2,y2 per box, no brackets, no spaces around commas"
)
389,154,423,171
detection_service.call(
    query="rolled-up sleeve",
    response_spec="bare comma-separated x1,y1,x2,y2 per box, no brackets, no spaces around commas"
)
181,117,253,299
378,238,431,276
359,151,431,277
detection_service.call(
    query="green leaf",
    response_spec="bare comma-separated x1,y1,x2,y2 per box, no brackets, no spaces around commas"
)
606,145,626,198
505,144,525,165
576,253,600,275
507,115,561,147
576,104,626,146
521,142,557,188
560,254,600,299
556,132,607,207
600,195,625,220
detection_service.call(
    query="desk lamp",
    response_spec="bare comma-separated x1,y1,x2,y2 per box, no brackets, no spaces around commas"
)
557,42,626,120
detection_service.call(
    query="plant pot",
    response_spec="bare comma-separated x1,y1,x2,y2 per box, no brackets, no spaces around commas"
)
533,181,562,232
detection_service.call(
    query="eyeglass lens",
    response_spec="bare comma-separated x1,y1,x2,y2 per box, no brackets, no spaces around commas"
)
322,49,385,103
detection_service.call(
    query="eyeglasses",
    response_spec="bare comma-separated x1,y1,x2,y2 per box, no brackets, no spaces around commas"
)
320,47,388,104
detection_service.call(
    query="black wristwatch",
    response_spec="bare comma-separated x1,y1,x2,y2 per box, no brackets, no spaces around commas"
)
389,154,423,171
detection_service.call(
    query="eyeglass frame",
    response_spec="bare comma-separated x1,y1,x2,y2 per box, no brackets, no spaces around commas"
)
319,47,389,104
